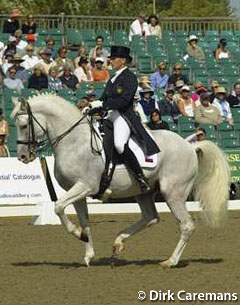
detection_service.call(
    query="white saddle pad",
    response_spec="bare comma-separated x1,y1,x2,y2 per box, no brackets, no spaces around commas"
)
92,121,158,169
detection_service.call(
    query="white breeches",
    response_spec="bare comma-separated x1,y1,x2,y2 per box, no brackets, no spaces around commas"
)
107,110,130,154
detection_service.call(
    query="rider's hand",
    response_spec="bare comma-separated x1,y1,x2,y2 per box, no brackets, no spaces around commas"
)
90,100,103,109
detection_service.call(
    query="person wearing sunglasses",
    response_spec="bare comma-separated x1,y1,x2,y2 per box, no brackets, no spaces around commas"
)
150,62,169,90
168,63,188,87
3,66,24,91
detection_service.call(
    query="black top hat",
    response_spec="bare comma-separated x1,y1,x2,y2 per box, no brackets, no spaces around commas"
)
109,46,132,61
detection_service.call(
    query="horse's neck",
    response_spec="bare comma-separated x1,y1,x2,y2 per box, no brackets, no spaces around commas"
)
31,97,85,139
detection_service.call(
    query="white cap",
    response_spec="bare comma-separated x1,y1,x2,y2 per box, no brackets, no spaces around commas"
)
95,57,104,63
188,35,198,42
182,85,190,91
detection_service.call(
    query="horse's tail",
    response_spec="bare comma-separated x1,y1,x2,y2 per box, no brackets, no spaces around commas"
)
194,140,230,228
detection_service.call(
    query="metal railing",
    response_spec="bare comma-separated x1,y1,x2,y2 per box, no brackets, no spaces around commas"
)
0,14,240,35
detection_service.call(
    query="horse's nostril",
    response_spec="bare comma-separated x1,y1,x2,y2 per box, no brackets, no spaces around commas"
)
20,155,26,160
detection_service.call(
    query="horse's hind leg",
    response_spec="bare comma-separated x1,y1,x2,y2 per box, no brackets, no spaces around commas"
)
113,191,159,256
160,186,196,268
73,200,95,266
54,181,92,241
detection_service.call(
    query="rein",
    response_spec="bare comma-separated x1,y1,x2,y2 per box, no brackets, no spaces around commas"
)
16,101,102,155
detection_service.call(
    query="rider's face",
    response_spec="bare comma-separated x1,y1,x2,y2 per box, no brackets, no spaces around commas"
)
110,57,126,70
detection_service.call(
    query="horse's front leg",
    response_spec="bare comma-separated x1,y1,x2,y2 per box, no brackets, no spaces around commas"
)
73,200,95,267
54,181,92,241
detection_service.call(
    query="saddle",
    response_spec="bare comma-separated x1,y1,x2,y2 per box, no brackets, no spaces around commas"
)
90,119,157,199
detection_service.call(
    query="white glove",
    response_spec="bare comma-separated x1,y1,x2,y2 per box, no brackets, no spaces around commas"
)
90,100,103,109
82,107,90,115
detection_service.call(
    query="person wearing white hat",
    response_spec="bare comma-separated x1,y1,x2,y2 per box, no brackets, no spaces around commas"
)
177,85,195,118
186,34,205,62
212,87,234,125
92,57,110,82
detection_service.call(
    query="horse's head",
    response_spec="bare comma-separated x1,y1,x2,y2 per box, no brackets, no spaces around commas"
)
12,97,47,163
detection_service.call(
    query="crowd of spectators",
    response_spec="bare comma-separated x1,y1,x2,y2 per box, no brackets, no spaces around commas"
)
0,9,239,197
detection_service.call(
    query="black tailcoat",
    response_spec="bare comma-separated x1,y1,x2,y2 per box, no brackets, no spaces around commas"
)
101,68,160,156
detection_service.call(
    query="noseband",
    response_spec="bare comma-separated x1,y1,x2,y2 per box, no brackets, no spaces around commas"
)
16,101,47,154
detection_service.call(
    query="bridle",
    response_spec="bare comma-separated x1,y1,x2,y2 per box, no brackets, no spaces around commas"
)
16,100,89,155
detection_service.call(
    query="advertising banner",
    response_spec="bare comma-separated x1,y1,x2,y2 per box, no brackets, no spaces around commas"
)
225,150,240,182
0,157,51,205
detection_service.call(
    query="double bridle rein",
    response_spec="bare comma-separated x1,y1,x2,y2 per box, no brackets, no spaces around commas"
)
16,101,89,155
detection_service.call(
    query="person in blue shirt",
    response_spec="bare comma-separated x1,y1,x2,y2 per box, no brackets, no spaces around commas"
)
150,62,169,90
138,86,159,118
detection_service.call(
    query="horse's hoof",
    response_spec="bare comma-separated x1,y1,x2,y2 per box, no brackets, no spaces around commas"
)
159,259,174,269
80,230,89,243
84,256,91,267
112,243,125,257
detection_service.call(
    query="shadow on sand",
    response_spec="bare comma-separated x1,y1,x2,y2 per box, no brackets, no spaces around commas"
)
12,257,223,269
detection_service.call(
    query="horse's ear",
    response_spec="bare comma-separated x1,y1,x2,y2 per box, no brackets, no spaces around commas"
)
20,98,27,110
11,97,19,107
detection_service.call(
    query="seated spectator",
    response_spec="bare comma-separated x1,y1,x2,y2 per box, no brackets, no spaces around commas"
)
8,53,28,84
173,79,185,103
4,66,24,91
168,63,188,87
177,85,194,118
147,14,162,39
158,86,179,123
74,44,88,68
212,87,233,125
89,36,109,65
191,81,208,105
138,86,159,118
186,35,205,62
74,56,93,83
150,62,169,90
227,82,240,107
0,107,10,139
209,80,220,103
194,93,222,126
2,50,15,74
21,44,40,70
129,12,150,41
38,48,56,74
21,14,37,34
214,38,231,60
48,66,62,92
3,36,17,59
0,108,10,157
136,75,152,99
147,109,170,130
3,8,21,34
0,131,10,157
92,57,110,82
60,65,79,91
28,64,48,91
45,37,58,60
55,46,74,74
185,127,206,144
14,29,28,55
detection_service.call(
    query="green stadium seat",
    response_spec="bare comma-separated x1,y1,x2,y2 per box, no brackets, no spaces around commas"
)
79,29,96,42
222,138,240,149
168,122,178,133
178,122,196,133
66,29,82,45
161,115,173,123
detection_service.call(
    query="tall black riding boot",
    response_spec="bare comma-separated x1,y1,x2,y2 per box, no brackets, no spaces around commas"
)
121,144,150,193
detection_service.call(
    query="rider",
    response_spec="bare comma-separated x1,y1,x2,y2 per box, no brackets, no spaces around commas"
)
92,46,160,192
